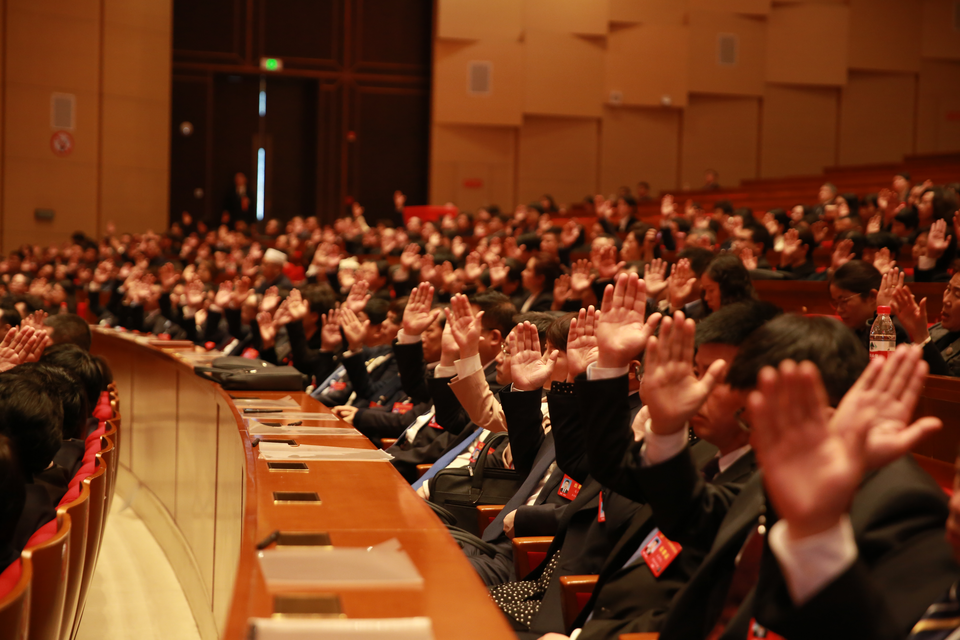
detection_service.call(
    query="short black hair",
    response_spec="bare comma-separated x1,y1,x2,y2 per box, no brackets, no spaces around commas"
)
517,233,541,252
705,254,756,305
678,247,716,277
893,206,919,230
832,260,881,297
504,258,524,284
0,309,21,329
512,312,554,350
545,312,576,352
746,224,773,254
363,297,391,326
15,363,88,441
0,433,25,552
531,253,562,289
44,313,92,351
39,343,103,409
471,290,518,338
726,314,868,406
695,300,782,348
620,195,638,209
866,231,902,255
0,374,62,476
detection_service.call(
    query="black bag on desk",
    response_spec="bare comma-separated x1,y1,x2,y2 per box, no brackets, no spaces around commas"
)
194,356,307,391
428,432,523,535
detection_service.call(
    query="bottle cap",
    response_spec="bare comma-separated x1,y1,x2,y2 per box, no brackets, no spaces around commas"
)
877,305,891,314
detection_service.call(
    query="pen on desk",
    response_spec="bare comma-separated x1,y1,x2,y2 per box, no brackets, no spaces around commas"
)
243,408,282,414
256,530,280,550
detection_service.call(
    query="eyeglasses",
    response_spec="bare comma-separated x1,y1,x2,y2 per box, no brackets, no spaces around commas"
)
500,341,511,357
830,293,861,310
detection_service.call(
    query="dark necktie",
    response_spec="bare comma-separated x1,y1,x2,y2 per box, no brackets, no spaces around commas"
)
482,440,556,542
908,581,960,640
702,456,721,482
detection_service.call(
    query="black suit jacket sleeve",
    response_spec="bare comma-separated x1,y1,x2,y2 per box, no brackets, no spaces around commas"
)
285,320,336,380
427,375,471,436
580,375,649,504
499,387,545,476
756,459,958,640
392,340,431,404
547,389,590,484
224,306,245,340
514,503,567,538
922,340,951,376
341,350,376,401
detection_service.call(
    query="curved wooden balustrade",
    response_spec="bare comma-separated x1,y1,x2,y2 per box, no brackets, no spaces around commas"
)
90,327,514,640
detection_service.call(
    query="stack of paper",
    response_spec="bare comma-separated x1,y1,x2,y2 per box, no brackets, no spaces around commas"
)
257,539,422,588
258,442,392,461
248,617,434,640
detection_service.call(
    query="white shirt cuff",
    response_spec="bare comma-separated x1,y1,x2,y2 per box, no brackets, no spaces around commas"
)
767,515,858,606
397,329,421,344
434,364,457,378
569,630,582,640
918,255,937,270
638,417,688,465
454,353,483,379
586,362,630,380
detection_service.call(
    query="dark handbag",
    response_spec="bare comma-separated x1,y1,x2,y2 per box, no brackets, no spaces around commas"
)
428,432,523,535
194,356,307,391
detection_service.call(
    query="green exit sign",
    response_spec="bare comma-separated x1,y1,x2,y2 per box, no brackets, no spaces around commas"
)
260,57,283,72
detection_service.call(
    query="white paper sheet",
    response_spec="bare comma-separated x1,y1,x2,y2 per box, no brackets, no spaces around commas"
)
246,420,364,437
242,411,339,421
248,616,434,640
233,396,300,408
257,539,422,589
257,442,392,461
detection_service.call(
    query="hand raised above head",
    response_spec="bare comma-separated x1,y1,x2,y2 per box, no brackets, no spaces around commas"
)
566,306,600,380
596,272,660,370
508,322,558,392
403,282,440,336
444,293,483,359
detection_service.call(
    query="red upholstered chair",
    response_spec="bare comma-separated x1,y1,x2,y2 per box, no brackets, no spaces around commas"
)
56,481,90,640
512,536,553,580
476,505,505,537
913,453,955,497
96,437,116,539
0,557,32,640
22,513,71,640
619,634,659,640
71,464,106,638
559,575,599,632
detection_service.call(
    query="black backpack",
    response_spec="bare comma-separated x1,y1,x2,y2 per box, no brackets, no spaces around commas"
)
194,356,307,391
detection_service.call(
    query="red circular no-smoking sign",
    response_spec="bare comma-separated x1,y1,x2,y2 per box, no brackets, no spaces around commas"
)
50,130,73,157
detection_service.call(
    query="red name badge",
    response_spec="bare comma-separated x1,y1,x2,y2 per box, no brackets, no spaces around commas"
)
598,491,606,523
428,416,442,429
368,400,381,408
330,381,347,391
747,619,785,640
392,402,414,414
639,528,682,577
557,475,581,501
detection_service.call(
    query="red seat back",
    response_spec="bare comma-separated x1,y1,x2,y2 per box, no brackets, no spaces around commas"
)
0,557,31,640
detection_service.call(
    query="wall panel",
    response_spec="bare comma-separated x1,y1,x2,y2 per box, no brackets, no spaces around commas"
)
689,0,770,15
838,72,917,166
681,95,759,189
437,0,523,40
760,84,839,178
921,0,960,61
600,106,681,195
524,0,608,35
688,10,766,97
605,24,689,108
433,40,524,126
518,116,599,208
848,0,921,73
429,123,516,211
917,60,960,154
608,0,688,24
524,31,605,118
766,3,849,86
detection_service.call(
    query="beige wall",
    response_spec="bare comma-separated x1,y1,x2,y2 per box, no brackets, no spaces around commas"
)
0,0,170,252
431,0,960,210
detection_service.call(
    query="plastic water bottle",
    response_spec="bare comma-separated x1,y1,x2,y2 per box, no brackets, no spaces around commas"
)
869,305,896,361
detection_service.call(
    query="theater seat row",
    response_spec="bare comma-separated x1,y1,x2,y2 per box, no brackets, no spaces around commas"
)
0,382,120,640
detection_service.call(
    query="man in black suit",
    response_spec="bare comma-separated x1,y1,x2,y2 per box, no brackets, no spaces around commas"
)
222,172,252,225
747,345,958,640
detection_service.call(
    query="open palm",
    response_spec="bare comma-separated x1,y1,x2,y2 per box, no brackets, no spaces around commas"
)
508,323,557,392
596,273,660,369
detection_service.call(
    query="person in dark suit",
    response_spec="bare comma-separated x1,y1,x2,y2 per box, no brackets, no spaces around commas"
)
255,248,294,294
891,273,960,378
222,172,252,225
518,253,561,313
748,345,957,640
0,434,55,574
0,375,63,509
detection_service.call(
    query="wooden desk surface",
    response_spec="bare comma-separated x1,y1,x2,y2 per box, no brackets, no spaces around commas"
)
90,329,515,640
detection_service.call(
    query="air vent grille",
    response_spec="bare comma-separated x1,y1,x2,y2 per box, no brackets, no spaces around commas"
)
718,34,738,66
51,93,75,130
468,61,492,96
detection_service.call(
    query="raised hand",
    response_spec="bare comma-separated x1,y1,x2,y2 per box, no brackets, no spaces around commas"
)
560,220,581,247
159,263,180,291
444,293,483,359
463,251,484,282
419,254,438,284
926,218,950,260
213,281,233,310
667,258,697,311
320,308,343,352
873,247,897,276
22,310,48,331
400,243,421,271
260,286,281,313
891,286,929,345
339,307,369,352
508,322,558,392
570,259,595,296
739,246,758,270
21,327,48,364
643,258,668,298
272,299,295,327
552,274,572,310
285,288,309,322
641,312,725,436
231,276,252,309
780,228,801,267
344,280,370,313
866,214,882,235
594,244,625,280
595,272,661,370
875,267,903,308
403,283,441,336
257,311,277,349
566,306,600,380
0,327,26,372
439,261,462,294
830,238,855,272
